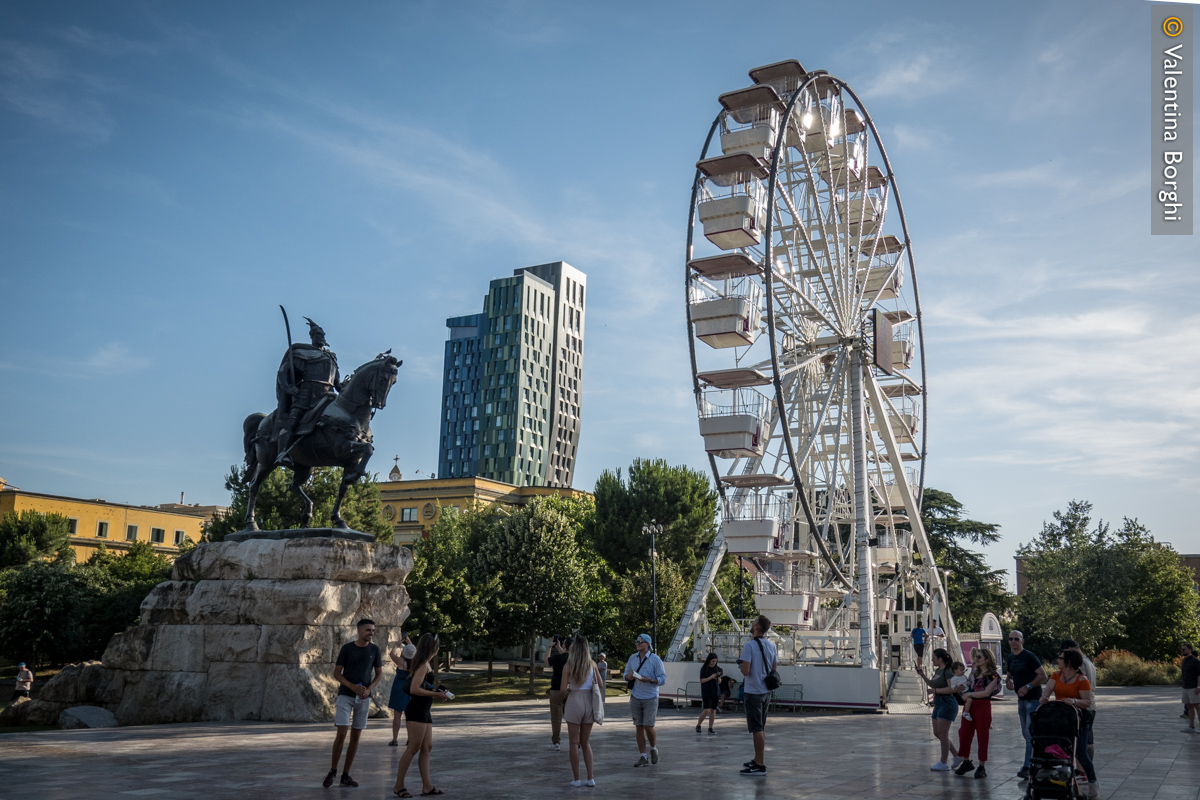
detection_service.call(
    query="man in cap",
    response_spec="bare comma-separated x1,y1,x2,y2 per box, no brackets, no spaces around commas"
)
623,633,666,766
11,662,32,701
275,317,341,466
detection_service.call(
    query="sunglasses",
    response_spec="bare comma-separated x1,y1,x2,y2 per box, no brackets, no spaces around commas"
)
1007,636,1020,641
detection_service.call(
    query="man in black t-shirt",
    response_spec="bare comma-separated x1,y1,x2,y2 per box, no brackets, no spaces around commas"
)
323,619,383,789
544,635,571,750
1004,630,1047,779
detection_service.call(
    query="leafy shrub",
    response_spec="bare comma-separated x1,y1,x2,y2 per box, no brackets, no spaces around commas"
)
1095,649,1180,686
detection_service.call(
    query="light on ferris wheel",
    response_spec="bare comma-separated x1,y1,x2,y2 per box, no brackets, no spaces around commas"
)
800,108,815,130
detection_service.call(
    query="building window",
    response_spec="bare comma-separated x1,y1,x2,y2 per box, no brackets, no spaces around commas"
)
151,528,165,544
401,508,418,522
174,530,185,546
67,518,78,535
126,524,138,541
96,521,109,539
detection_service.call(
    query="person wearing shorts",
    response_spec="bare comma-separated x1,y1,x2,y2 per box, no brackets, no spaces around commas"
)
696,653,721,734
387,640,416,746
911,622,927,669
323,619,382,789
624,633,665,767
918,648,962,771
738,615,777,776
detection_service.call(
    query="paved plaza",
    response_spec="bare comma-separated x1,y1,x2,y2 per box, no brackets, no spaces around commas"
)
1,686,1196,799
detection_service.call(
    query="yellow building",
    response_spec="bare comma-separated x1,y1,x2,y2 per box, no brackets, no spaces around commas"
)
378,474,591,544
0,489,208,562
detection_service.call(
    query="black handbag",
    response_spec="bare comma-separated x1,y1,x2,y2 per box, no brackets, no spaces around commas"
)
754,638,781,691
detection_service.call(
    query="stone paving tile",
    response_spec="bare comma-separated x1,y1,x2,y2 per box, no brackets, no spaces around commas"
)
0,686,1196,799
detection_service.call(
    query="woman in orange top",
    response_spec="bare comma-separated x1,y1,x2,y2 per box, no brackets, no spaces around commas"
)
1039,648,1097,793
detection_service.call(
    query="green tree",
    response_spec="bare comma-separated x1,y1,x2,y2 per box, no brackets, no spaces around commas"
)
587,459,719,580
920,489,1012,633
0,541,174,666
475,498,602,693
0,561,88,665
203,465,391,541
0,510,74,568
1115,521,1200,660
404,504,505,660
1016,501,1199,660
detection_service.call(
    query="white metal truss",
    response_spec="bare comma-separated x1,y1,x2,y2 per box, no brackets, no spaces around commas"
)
671,60,959,668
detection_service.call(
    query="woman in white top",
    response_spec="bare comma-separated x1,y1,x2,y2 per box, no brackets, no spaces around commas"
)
563,635,604,787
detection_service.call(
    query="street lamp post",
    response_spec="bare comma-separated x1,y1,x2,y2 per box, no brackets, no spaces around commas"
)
643,520,663,653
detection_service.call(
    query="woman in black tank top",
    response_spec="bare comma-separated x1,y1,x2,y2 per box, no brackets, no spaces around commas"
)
393,633,450,797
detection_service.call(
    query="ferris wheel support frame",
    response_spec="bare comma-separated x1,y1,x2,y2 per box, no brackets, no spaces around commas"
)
669,67,959,666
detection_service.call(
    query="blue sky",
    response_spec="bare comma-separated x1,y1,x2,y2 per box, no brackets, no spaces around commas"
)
1,0,1197,583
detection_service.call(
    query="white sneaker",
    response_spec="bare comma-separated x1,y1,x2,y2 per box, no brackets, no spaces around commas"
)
931,762,951,771
584,779,596,787
1183,728,1198,734
951,756,964,768
549,743,561,750
570,780,582,787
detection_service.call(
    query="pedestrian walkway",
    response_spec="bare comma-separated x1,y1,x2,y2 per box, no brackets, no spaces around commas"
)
0,687,1195,798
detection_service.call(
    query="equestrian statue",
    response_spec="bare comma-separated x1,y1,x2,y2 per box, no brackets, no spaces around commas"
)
239,307,400,533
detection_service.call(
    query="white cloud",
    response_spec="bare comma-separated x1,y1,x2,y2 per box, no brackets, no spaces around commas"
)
0,40,115,141
83,343,150,374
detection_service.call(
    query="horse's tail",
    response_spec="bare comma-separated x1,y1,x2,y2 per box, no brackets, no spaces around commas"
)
242,412,268,483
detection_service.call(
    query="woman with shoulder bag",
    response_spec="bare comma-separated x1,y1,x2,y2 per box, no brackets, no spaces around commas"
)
917,648,962,771
563,635,604,787
954,649,1001,779
393,633,451,798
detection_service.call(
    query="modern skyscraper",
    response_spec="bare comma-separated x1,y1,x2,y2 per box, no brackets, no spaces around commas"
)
438,261,586,488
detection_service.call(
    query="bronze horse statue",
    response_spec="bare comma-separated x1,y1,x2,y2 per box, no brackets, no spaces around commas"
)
240,352,400,531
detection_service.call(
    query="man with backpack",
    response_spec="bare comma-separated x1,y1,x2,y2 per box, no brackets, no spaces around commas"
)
738,615,778,776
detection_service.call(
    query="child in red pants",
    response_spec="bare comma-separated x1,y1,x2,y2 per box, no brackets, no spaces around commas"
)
953,652,1000,780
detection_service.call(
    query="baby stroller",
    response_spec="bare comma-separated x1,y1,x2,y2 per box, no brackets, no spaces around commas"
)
1025,701,1081,799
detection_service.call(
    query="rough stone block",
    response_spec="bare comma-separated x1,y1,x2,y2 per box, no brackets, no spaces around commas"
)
139,581,197,624
202,662,267,721
277,539,412,583
0,698,66,727
102,625,156,671
150,624,207,672
356,584,410,628
185,580,249,625
115,670,205,726
204,624,262,662
241,579,360,626
259,663,338,722
259,625,332,665
59,705,118,729
39,661,107,704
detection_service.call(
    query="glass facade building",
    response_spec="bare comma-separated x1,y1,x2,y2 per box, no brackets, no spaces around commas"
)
438,261,586,488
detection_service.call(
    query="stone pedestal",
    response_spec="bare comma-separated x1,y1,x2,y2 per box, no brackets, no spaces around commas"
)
15,538,411,727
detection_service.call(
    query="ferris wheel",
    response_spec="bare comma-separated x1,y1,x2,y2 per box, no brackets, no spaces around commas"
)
666,60,959,668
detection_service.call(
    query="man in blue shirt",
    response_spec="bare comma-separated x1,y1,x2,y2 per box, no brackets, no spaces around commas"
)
738,615,777,776
623,633,666,767
911,622,927,669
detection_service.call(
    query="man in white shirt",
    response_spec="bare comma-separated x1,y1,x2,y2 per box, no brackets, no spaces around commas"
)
738,615,777,776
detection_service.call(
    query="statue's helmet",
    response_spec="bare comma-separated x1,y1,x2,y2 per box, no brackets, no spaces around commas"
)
303,317,327,344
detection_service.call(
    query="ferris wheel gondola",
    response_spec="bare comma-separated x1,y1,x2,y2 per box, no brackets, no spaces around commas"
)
667,60,960,670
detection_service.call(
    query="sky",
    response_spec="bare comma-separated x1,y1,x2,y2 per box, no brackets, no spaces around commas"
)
1,0,1197,586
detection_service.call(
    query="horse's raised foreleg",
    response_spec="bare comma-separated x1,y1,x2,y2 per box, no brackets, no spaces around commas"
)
290,465,314,528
